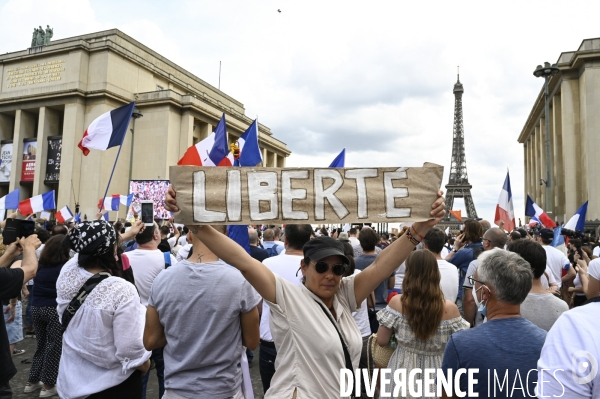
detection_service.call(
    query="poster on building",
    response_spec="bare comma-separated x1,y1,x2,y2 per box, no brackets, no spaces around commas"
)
45,136,62,182
21,139,37,182
0,141,13,183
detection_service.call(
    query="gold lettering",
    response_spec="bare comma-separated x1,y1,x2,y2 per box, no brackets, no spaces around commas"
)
4,59,66,88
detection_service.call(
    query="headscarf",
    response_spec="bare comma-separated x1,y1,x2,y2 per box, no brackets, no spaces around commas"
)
67,220,116,262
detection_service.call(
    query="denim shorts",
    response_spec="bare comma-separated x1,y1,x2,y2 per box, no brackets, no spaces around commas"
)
3,301,23,345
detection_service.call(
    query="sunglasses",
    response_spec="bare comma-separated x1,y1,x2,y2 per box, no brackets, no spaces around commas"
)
314,261,347,276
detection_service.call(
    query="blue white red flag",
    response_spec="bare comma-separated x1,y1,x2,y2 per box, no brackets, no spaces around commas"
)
563,201,588,232
329,149,345,168
226,119,262,167
74,213,81,223
0,189,20,210
55,205,74,223
525,195,556,228
18,191,55,214
103,212,109,222
178,114,231,166
494,171,515,232
78,102,135,156
228,225,251,255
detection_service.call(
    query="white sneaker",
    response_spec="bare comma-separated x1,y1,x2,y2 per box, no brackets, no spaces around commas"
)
24,381,43,393
39,386,58,397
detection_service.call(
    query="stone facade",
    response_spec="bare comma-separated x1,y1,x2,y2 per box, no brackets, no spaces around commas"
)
0,29,290,218
519,37,600,229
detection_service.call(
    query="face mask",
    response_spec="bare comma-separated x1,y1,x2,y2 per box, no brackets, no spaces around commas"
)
471,285,488,317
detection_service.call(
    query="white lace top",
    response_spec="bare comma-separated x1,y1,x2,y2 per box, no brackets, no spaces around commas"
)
56,255,151,399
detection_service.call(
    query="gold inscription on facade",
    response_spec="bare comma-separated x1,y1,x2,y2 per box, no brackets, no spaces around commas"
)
5,59,66,88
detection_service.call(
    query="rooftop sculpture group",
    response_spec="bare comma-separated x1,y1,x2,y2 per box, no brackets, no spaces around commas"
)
31,25,53,47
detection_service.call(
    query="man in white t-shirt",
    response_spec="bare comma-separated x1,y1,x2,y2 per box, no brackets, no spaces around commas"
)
127,222,176,399
259,224,312,394
537,228,574,289
462,227,507,327
348,228,360,247
422,227,459,301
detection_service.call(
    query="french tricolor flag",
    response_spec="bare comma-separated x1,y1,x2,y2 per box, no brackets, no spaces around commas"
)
99,194,127,211
178,114,231,166
328,148,346,168
55,205,74,223
525,195,556,228
563,201,588,232
494,171,515,232
78,102,136,156
18,191,55,215
225,119,263,167
0,189,20,210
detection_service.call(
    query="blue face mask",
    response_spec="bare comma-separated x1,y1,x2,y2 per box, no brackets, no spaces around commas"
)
471,285,489,317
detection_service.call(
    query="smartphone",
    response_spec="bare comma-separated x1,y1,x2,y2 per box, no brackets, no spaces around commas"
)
2,219,36,245
140,200,154,226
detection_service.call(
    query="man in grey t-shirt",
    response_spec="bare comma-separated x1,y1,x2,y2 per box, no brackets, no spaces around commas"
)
507,239,568,331
144,225,261,399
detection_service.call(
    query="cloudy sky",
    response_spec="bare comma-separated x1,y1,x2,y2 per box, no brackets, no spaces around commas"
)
1,0,598,224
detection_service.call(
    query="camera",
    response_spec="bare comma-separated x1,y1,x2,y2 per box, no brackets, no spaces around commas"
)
2,218,35,245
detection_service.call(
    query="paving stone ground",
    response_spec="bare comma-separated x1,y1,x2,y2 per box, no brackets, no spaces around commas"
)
8,301,265,398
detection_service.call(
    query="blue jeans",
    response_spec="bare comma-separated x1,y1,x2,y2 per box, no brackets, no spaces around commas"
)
141,347,164,399
259,342,277,394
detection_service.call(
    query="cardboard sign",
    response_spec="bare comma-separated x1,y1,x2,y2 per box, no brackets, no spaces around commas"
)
170,163,443,225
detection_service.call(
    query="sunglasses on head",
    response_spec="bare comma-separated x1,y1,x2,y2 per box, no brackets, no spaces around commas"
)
314,261,346,276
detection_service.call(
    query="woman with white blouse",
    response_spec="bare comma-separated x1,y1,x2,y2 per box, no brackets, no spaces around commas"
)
56,220,151,399
165,187,445,398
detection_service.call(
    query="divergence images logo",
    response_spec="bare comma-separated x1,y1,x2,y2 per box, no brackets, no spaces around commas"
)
572,351,598,385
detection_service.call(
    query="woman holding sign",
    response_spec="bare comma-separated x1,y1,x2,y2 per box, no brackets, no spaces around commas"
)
165,187,445,399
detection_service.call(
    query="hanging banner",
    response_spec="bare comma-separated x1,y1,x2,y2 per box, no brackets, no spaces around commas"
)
169,163,444,225
0,140,13,183
45,136,62,182
21,139,37,182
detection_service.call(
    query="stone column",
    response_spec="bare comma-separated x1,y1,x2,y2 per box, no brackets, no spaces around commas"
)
581,65,600,221
523,142,528,207
539,117,547,211
33,107,60,197
552,95,565,221
0,114,14,141
532,124,540,203
560,77,580,218
180,112,194,159
59,101,85,213
10,110,37,200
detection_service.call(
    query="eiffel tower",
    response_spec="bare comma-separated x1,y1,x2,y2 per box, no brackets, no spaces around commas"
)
444,72,478,221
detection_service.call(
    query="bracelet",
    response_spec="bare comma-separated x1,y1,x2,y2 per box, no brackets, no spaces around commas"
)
405,228,420,246
411,226,425,240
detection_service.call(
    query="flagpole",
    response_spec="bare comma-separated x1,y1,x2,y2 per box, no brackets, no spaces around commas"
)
99,144,124,211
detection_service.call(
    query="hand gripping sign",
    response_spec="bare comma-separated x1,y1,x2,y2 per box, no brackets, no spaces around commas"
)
169,163,443,225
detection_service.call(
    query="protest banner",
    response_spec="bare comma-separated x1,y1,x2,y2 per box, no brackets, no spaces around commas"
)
170,163,443,225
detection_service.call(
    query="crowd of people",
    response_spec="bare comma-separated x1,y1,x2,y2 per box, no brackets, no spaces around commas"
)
0,189,599,399
129,181,172,220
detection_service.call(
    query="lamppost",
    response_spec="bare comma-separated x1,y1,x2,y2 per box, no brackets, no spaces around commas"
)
533,62,560,216
128,107,143,182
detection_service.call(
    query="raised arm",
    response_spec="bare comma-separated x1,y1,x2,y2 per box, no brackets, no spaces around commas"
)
353,191,446,306
193,225,276,303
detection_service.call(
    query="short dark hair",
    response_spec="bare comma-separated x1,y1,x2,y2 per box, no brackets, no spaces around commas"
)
124,222,132,228
39,234,70,268
506,240,547,279
159,225,170,236
422,227,445,254
349,228,357,236
510,231,521,241
358,228,378,252
35,228,51,244
136,224,157,245
285,224,313,250
182,226,189,234
52,224,68,236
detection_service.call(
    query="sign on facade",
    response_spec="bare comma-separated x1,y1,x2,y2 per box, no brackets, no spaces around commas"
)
21,139,37,182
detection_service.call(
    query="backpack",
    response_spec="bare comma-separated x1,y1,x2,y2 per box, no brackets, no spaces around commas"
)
265,244,280,258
